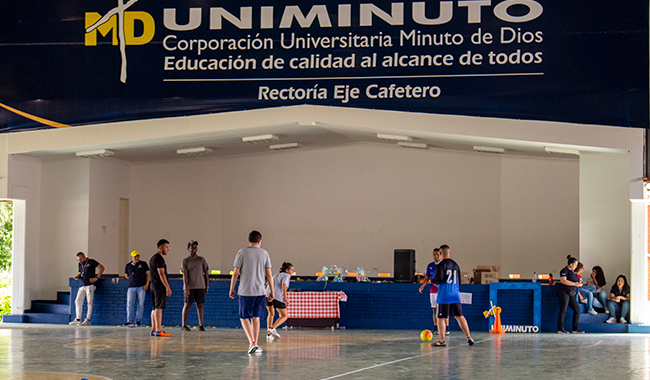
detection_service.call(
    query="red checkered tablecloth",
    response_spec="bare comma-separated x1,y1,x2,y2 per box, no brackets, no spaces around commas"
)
286,291,347,319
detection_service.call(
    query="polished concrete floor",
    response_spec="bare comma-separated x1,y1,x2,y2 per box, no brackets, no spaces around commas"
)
0,324,648,379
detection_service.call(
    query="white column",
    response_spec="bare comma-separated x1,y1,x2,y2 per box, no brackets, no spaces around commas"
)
10,199,26,314
630,199,649,325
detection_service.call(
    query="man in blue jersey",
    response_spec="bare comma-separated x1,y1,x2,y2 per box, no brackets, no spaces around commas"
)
431,245,474,347
419,248,448,334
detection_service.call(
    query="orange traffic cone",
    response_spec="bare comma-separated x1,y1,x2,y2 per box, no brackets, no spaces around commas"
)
490,307,505,334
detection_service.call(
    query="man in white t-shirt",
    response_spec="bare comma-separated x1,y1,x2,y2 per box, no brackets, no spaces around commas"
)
229,230,274,354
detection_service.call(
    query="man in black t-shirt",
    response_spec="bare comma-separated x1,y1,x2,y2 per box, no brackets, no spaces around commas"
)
123,250,150,327
150,239,172,337
69,252,104,326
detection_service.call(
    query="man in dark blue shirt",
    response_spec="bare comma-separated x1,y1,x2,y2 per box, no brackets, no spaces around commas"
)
69,252,104,326
419,248,448,334
431,245,474,347
123,250,150,327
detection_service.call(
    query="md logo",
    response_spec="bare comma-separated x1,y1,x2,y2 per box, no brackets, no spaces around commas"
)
85,0,155,83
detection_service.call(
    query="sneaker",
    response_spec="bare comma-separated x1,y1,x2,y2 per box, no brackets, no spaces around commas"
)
604,308,609,314
620,317,627,324
572,329,585,334
153,331,171,337
69,319,81,325
558,329,570,333
81,319,91,326
579,298,587,304
445,330,450,336
606,317,617,324
268,328,281,338
199,326,205,331
181,325,191,331
136,321,141,327
467,337,475,346
122,322,134,327
588,309,598,315
151,331,155,336
433,340,446,347
248,344,261,354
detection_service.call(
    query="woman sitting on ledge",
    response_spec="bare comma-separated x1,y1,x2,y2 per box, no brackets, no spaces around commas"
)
605,275,630,324
585,266,608,312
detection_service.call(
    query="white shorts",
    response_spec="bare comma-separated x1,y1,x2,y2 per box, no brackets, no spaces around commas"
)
429,293,438,308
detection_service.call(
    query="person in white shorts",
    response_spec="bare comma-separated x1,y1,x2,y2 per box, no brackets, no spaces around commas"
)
419,248,448,334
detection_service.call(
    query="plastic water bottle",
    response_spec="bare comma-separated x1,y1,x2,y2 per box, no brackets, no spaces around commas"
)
532,272,537,283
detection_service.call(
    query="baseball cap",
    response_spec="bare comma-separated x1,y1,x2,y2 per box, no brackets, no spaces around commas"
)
187,240,198,249
130,250,140,257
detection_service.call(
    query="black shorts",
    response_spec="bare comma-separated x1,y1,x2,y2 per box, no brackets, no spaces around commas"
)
266,299,287,309
185,289,206,305
437,303,463,319
151,286,167,310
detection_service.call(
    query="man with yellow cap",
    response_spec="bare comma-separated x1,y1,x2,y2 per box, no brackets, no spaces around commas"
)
123,250,150,327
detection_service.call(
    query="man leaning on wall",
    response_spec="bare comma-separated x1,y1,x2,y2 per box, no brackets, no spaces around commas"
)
69,252,104,326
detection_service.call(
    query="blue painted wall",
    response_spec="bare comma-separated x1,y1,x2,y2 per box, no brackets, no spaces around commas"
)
69,278,581,332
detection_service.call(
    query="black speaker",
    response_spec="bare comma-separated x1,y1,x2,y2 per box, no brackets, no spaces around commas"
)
394,249,415,283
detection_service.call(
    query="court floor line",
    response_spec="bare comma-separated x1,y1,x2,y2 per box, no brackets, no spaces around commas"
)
319,338,491,380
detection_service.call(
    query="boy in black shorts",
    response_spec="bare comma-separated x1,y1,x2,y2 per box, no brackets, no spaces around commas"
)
181,240,210,331
150,239,172,337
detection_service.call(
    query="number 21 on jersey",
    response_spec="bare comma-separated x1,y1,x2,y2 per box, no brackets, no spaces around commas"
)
446,269,458,284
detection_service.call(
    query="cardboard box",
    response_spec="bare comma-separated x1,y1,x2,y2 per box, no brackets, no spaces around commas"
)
460,271,471,284
473,265,500,284
481,272,499,284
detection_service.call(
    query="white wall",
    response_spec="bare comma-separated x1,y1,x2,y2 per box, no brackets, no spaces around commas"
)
128,144,578,277
7,155,42,310
129,157,224,275
580,151,632,283
88,158,130,273
500,156,580,277
39,159,90,298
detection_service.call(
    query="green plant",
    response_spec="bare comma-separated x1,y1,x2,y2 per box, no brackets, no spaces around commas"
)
0,202,12,316
0,202,12,272
0,272,10,316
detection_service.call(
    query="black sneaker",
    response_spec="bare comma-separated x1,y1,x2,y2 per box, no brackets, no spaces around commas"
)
199,326,205,331
572,329,585,334
181,325,191,331
558,329,570,334
122,322,133,327
136,321,141,327
467,337,475,346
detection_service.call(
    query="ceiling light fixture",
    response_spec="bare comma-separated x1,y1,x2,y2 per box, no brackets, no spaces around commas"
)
473,146,505,154
544,146,580,155
176,147,213,155
242,134,279,143
75,149,114,158
397,142,428,149
377,133,412,141
269,142,299,150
